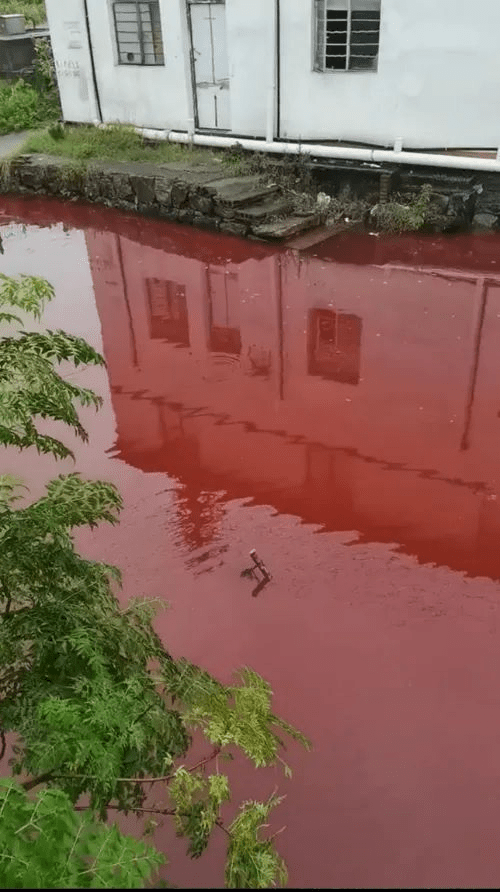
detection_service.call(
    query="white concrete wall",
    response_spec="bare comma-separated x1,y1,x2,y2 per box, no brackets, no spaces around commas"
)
46,0,193,129
45,0,100,123
225,0,274,137
280,0,500,148
86,0,192,129
47,0,500,148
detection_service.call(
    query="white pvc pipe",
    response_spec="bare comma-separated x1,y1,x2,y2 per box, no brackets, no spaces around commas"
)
133,126,500,175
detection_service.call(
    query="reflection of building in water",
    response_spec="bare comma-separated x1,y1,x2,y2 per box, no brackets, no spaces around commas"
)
207,266,241,355
145,278,189,346
85,222,500,580
308,309,362,384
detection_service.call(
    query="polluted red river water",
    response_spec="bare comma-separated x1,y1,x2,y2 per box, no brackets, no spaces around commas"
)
3,194,500,887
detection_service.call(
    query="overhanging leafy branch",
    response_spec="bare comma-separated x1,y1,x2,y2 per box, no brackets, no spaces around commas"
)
0,272,310,888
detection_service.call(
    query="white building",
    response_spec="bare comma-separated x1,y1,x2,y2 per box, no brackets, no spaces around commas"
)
45,0,500,150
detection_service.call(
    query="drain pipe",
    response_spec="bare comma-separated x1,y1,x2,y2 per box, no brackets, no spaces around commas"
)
265,0,278,143
82,0,102,123
132,127,500,174
276,0,281,140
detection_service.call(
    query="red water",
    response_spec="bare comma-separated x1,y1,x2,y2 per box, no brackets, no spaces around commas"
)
3,195,500,887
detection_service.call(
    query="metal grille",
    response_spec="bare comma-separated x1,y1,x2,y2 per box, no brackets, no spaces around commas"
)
313,0,380,72
113,1,164,65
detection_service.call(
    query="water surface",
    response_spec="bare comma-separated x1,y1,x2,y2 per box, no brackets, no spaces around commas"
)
2,196,500,887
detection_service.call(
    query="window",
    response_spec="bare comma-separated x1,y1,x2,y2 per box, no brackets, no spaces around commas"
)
313,0,380,72
308,309,362,384
207,267,241,355
145,279,189,345
113,1,164,65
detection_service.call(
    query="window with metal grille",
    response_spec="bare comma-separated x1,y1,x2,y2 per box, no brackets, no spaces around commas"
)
313,0,380,72
113,1,164,65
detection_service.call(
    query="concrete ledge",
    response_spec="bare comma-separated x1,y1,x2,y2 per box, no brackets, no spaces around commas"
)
2,152,499,238
0,154,322,243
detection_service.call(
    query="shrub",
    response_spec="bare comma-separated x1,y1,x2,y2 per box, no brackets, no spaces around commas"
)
0,79,59,135
371,184,434,233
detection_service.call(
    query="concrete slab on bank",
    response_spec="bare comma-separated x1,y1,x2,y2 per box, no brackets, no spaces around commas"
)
0,131,32,159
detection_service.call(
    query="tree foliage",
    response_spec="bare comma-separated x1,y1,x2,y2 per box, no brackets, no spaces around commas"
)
0,779,162,889
0,274,309,887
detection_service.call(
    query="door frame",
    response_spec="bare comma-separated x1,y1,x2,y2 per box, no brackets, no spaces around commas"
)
185,0,228,133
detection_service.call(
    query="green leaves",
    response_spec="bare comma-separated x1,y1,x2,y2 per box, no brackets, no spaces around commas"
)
170,660,311,769
0,273,309,888
0,274,54,322
226,797,288,889
169,768,230,859
13,329,106,368
0,475,26,508
0,333,104,460
0,275,105,460
0,779,164,888
34,473,123,530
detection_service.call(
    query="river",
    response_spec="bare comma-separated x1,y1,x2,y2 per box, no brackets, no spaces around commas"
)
2,195,500,887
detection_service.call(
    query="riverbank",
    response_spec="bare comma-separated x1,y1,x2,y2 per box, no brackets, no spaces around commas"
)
0,150,328,241
2,125,500,241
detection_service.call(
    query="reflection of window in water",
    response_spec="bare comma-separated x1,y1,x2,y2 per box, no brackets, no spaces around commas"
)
207,267,241,356
145,278,189,346
308,309,362,385
247,345,272,378
210,326,242,355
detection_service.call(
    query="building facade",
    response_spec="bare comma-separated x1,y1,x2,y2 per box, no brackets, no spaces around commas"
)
45,0,500,149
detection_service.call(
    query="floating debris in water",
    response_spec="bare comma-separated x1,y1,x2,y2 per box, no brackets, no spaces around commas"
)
241,550,272,596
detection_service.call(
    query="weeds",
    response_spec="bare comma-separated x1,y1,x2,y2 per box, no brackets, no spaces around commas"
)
22,123,211,164
0,159,12,192
0,5,59,136
59,159,87,188
221,142,252,177
371,184,435,233
0,79,59,134
32,37,60,112
221,143,315,195
47,121,65,141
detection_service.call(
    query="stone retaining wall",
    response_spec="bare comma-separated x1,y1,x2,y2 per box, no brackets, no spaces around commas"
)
0,154,279,239
3,152,500,236
313,159,500,231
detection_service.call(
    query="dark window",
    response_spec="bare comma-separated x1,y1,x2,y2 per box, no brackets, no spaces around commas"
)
145,278,189,345
314,0,381,72
210,327,241,355
206,266,241,356
113,1,164,66
308,309,362,384
326,9,348,70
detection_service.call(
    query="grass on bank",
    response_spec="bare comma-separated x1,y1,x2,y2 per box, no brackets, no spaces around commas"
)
11,123,315,185
10,124,440,234
21,123,216,165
